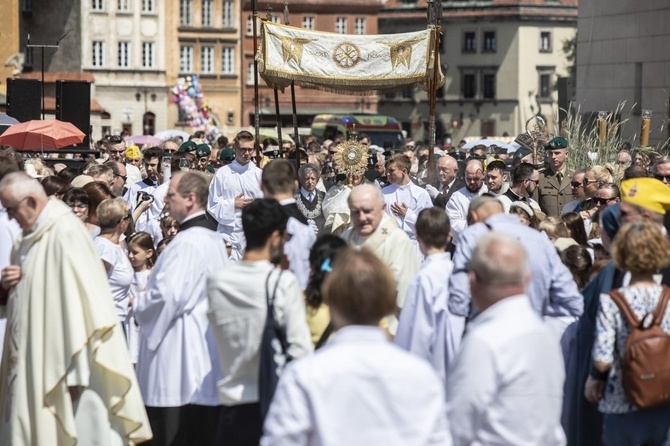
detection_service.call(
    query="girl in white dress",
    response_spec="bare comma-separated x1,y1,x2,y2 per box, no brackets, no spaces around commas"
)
126,232,156,364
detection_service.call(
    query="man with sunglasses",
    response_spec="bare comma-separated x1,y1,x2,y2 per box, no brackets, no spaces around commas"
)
208,130,264,261
498,162,542,214
537,137,573,217
592,183,621,211
561,169,588,215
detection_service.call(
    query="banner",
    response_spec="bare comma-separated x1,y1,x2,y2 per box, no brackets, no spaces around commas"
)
257,22,443,95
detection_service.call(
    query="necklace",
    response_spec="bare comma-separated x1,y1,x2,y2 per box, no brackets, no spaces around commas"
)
295,192,323,220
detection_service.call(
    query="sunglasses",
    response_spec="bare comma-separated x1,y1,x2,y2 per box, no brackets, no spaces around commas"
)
582,179,598,186
570,181,583,188
654,174,670,182
592,197,616,206
114,173,128,182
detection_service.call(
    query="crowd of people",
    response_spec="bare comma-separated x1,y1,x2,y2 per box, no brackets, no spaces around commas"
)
1,128,670,445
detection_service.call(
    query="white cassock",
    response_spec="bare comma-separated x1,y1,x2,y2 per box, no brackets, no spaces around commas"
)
394,252,465,385
207,160,263,260
280,200,317,291
134,212,228,407
125,163,142,187
445,185,488,243
124,179,166,243
382,182,433,252
261,326,451,446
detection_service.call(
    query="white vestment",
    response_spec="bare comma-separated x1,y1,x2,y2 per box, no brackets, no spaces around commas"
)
445,185,488,242
261,326,451,446
123,179,166,243
0,198,151,445
0,207,20,363
125,163,142,187
394,252,465,385
382,182,433,242
134,215,228,407
446,295,565,446
342,214,419,310
207,160,263,260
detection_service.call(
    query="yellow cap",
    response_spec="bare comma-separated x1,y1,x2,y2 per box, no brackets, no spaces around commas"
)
621,177,670,215
126,145,142,159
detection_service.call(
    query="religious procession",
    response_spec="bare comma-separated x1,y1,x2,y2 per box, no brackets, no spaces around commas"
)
2,0,670,445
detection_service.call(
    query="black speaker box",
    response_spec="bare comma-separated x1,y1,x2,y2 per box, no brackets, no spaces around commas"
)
56,80,91,148
6,78,41,123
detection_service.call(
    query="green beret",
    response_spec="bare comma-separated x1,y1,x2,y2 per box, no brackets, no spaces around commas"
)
545,136,568,150
195,144,211,158
513,147,532,164
178,141,197,153
218,147,236,161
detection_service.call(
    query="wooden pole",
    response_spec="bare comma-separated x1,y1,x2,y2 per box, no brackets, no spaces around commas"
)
266,5,283,155
252,0,262,167
426,0,441,187
285,2,300,157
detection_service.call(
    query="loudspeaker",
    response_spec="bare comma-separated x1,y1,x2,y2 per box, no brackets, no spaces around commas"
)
56,80,91,148
6,78,41,123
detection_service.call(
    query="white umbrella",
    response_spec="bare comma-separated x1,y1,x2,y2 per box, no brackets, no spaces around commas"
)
462,138,511,149
154,129,191,141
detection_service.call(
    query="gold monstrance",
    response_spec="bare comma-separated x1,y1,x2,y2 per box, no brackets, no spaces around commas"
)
333,139,369,188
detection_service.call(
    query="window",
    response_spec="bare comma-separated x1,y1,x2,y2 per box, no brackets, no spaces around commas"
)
463,31,476,53
201,46,214,74
117,0,130,11
482,72,496,99
246,15,254,35
462,73,476,98
92,0,104,11
142,0,154,13
202,0,212,26
222,0,233,27
118,41,130,67
540,31,552,52
482,31,496,53
92,41,105,67
222,47,235,74
180,0,192,26
247,62,255,84
354,18,366,35
336,17,347,34
20,0,32,12
180,45,193,72
539,73,552,98
302,16,314,30
142,42,155,68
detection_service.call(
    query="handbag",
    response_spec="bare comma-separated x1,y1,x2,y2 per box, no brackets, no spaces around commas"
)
258,269,293,420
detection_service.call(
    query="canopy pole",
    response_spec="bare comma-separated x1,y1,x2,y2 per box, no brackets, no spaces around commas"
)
265,5,284,157
285,2,300,157
252,0,262,167
426,0,441,187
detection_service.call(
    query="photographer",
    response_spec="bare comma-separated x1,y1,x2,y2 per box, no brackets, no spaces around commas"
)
123,146,166,242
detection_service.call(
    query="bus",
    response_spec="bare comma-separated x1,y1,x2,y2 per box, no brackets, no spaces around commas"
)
311,114,405,148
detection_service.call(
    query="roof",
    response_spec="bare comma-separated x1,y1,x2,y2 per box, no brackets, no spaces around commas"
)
16,72,95,83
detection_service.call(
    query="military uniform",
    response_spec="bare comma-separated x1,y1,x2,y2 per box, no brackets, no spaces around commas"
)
537,168,573,217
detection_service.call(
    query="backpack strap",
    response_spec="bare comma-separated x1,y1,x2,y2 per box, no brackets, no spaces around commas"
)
651,285,670,326
609,289,641,328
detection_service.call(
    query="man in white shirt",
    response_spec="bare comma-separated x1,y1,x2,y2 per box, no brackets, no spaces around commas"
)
446,159,488,242
207,198,312,445
208,130,264,260
134,171,227,445
124,146,166,242
382,153,432,249
446,232,565,446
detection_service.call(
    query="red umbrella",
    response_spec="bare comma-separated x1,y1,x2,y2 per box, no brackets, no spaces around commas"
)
0,119,85,150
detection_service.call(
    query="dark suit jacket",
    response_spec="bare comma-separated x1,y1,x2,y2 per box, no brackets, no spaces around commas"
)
433,178,466,208
537,168,573,217
179,211,219,231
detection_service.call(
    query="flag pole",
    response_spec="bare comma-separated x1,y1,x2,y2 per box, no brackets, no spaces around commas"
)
426,0,441,187
285,2,300,158
265,5,284,158
252,0,262,167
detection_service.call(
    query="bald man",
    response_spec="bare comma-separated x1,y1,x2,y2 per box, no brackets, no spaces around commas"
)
342,184,419,331
0,172,151,444
433,155,464,208
445,159,488,242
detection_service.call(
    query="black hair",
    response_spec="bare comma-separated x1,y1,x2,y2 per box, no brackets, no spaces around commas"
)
512,162,535,184
305,235,348,309
242,199,288,251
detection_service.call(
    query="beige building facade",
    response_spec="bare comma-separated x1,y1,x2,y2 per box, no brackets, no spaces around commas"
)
0,0,20,100
576,0,670,147
379,0,577,143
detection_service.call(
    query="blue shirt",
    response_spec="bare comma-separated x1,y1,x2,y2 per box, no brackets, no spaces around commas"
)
448,213,583,319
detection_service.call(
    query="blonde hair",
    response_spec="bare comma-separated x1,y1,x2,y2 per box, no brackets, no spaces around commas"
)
589,165,614,186
96,198,129,229
611,221,670,274
538,216,569,240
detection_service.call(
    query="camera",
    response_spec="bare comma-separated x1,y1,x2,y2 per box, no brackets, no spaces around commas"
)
137,191,153,203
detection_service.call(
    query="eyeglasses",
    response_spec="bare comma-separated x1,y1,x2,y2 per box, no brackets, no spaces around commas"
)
592,197,616,206
570,181,583,188
526,178,540,186
5,196,29,214
654,174,670,182
582,178,599,186
114,173,128,182
109,149,125,155
68,203,89,210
